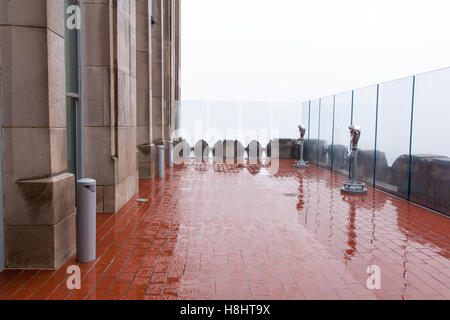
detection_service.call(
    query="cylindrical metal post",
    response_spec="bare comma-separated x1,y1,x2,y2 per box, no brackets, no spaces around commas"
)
168,141,174,168
157,145,165,179
351,150,358,184
299,141,304,163
76,179,96,263
294,140,309,169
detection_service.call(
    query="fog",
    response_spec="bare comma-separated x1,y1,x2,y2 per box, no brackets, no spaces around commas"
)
181,0,450,102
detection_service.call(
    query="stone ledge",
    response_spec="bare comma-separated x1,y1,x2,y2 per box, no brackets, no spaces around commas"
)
13,173,75,226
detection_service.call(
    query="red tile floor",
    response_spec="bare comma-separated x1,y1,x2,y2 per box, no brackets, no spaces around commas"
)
0,160,449,300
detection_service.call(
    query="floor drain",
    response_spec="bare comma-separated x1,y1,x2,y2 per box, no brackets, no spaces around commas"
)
283,193,298,197
137,199,149,202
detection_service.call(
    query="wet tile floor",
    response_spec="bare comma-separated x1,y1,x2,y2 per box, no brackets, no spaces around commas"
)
0,160,449,300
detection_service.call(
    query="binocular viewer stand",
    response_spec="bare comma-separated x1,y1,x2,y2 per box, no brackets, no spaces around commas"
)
341,180,367,195
341,125,368,195
294,140,309,169
294,125,309,169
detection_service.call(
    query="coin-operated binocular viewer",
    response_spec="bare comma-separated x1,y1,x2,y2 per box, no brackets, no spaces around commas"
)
293,125,309,169
341,125,368,195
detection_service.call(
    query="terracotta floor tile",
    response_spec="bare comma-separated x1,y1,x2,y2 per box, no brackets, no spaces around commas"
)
131,277,149,289
108,283,130,296
105,295,125,300
143,295,161,300
150,273,167,284
11,289,35,300
1,160,449,300
96,277,116,289
125,289,145,300
146,283,164,296
48,288,72,301
87,288,108,300
0,282,24,297
249,283,268,297
116,273,135,284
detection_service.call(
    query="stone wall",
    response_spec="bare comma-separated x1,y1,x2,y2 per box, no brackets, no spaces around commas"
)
0,0,76,269
83,0,139,213
0,0,180,269
152,0,164,144
136,0,155,179
83,0,180,212
175,0,181,100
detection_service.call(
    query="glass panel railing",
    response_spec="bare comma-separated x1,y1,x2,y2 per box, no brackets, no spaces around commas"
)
177,100,208,147
332,91,353,177
270,101,301,140
208,101,240,144
301,101,310,127
308,99,320,165
269,101,301,159
411,68,450,215
352,85,378,186
375,77,414,199
241,101,271,148
176,67,450,216
318,96,334,170
176,100,302,161
300,101,310,160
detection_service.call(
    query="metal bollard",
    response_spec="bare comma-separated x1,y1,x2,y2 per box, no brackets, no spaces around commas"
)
168,141,174,168
157,145,165,179
76,179,97,263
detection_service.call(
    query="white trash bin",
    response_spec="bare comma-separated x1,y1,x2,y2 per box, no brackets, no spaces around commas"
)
168,141,174,168
76,178,97,263
157,145,165,179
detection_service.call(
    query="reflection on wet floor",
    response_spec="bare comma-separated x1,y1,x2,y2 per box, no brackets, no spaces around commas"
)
0,160,448,300
289,163,449,299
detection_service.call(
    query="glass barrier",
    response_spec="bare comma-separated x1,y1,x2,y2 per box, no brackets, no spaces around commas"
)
240,101,271,147
176,70,449,216
318,96,334,169
178,101,208,146
208,101,240,144
297,68,449,216
375,77,413,199
352,85,378,186
333,91,353,177
300,101,310,126
178,100,303,159
411,68,450,215
308,99,320,165
301,101,310,160
270,102,301,141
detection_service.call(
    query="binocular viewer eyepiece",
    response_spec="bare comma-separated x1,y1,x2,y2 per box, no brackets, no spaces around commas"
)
348,125,361,150
298,125,307,140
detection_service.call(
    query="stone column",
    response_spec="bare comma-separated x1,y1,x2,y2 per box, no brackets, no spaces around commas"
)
0,0,76,269
83,0,139,213
175,0,181,101
172,0,181,136
152,0,165,148
163,0,173,143
136,0,155,179
162,0,179,144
